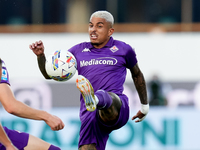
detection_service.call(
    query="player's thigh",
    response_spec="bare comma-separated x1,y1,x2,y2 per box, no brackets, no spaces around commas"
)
79,144,97,150
24,134,51,150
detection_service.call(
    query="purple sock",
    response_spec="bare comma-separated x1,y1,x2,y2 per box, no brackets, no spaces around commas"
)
95,90,113,109
48,145,61,150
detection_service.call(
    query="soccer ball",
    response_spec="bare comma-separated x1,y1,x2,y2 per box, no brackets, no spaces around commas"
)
45,50,77,81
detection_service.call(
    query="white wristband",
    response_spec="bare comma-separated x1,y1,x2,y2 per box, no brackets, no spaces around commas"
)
141,104,149,115
137,104,149,122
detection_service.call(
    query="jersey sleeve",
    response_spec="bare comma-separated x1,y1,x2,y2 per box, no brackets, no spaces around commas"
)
125,45,138,69
68,44,78,56
0,60,10,85
68,43,85,57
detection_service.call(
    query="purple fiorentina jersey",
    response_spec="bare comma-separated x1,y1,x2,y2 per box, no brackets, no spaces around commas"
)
69,37,137,116
0,60,10,85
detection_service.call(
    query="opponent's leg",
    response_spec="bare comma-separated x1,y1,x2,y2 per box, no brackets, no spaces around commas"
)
24,134,60,150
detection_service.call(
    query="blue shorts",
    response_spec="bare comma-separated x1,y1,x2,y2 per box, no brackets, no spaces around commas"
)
0,127,29,150
79,96,129,150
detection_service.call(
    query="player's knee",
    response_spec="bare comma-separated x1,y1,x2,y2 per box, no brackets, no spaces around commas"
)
108,92,122,111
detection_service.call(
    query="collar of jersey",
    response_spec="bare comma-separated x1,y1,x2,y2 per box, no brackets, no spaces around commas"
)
88,36,114,50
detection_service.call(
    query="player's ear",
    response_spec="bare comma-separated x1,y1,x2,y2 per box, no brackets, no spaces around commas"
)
108,28,114,36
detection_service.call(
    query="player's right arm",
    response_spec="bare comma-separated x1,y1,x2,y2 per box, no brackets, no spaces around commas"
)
29,40,51,79
130,63,149,123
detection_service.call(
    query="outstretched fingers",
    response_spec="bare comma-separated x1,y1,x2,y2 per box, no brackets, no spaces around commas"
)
132,110,146,123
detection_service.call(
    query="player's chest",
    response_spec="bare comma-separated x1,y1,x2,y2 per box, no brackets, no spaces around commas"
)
76,50,125,69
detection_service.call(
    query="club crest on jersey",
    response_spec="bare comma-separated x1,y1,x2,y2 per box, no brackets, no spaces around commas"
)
110,45,119,53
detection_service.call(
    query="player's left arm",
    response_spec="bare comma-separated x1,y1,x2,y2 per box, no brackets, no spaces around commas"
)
130,63,149,122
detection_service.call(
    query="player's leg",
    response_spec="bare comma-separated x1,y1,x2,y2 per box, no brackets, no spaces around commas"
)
3,126,60,150
78,144,97,150
76,75,122,124
97,91,122,124
77,75,128,150
2,126,29,150
24,134,60,150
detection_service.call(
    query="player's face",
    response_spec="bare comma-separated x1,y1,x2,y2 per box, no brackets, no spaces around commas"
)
89,17,114,49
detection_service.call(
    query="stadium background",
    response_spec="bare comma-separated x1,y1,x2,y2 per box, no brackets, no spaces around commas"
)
0,0,200,150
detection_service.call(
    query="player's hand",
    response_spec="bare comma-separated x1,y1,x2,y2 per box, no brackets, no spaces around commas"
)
45,114,65,131
132,104,149,123
29,40,45,56
131,110,147,123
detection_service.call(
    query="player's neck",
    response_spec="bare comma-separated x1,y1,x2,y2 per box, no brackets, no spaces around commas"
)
92,38,110,49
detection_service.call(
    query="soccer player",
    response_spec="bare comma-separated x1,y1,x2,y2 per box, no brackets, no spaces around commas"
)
0,58,64,149
0,58,18,150
30,10,149,150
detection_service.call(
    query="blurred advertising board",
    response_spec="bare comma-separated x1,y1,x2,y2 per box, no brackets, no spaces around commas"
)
0,107,200,150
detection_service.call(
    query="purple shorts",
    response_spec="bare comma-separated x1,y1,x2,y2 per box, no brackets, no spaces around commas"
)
0,127,29,150
79,95,129,150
